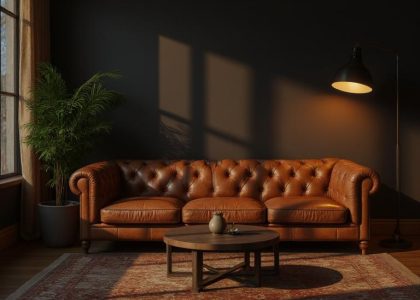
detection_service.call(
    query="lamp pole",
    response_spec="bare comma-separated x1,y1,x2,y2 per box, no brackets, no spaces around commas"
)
396,53,401,241
380,53,411,248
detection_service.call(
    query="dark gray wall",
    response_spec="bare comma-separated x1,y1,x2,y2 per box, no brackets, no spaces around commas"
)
0,185,20,229
51,0,420,218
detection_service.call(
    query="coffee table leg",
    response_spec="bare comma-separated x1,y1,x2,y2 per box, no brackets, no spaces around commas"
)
273,242,279,274
166,244,172,275
244,251,250,272
254,251,261,287
192,250,203,292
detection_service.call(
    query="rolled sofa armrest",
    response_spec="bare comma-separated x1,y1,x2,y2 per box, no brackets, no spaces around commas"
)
69,161,122,227
328,159,380,226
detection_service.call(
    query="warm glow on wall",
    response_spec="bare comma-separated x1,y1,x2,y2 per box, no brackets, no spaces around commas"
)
331,44,413,249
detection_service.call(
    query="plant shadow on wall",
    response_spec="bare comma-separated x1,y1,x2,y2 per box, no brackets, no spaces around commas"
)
159,120,191,159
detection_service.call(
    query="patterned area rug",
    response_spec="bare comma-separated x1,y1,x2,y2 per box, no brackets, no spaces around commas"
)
7,252,420,299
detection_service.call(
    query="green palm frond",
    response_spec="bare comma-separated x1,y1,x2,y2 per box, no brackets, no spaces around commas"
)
24,63,122,205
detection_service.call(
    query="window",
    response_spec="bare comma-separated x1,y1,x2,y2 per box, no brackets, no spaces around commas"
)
1,0,19,178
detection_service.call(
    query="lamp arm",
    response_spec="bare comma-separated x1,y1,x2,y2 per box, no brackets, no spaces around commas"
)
355,41,398,55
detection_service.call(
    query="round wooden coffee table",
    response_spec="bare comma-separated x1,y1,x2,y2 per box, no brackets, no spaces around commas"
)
163,225,280,292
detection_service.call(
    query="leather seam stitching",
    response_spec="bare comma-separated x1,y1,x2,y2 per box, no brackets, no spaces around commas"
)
183,209,265,211
268,209,345,211
102,209,180,211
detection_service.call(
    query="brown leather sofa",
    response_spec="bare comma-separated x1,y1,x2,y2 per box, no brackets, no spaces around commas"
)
69,158,379,254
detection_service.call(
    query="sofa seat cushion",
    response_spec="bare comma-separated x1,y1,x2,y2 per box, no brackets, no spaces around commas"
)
265,196,348,224
101,197,183,224
182,197,266,224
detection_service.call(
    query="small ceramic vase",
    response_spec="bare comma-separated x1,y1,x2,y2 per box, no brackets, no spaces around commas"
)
209,212,227,234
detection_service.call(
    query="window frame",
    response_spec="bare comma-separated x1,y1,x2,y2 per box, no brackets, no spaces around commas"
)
0,1,20,179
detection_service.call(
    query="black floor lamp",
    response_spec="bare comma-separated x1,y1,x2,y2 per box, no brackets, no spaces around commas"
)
330,44,412,249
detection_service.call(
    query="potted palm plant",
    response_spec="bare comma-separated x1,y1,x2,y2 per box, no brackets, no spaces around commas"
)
25,63,121,247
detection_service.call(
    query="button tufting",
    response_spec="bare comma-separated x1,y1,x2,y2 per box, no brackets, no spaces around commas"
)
224,170,230,177
290,170,296,177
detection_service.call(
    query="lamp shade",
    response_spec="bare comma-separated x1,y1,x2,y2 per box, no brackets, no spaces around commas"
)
331,46,373,94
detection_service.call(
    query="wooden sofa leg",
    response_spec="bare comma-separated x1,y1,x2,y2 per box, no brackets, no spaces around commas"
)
359,241,368,255
82,240,91,254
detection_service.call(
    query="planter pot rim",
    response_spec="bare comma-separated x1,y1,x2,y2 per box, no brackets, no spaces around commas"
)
38,200,79,207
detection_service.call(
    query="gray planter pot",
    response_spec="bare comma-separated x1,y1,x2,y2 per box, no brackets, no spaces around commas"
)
38,201,80,247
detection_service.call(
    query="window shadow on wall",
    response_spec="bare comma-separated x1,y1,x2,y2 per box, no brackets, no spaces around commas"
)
158,36,256,160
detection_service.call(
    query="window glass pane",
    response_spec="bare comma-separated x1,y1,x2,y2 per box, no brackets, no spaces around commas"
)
1,12,16,93
0,95,16,175
0,0,17,14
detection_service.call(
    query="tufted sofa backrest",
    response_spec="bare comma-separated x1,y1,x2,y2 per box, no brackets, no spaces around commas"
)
116,159,338,202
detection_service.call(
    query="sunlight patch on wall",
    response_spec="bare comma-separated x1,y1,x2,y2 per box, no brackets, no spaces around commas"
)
158,36,192,158
204,53,253,159
159,36,191,120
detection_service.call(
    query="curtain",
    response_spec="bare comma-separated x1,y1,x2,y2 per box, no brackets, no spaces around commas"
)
19,0,50,240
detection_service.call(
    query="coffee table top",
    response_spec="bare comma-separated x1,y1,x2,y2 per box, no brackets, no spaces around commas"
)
163,225,279,251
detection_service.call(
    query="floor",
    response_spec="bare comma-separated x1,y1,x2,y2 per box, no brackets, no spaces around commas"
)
0,236,419,299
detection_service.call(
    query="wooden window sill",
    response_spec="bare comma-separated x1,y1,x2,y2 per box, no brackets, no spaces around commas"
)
0,176,23,190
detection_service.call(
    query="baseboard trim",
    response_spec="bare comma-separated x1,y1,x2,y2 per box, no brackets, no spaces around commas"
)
0,224,18,250
371,219,420,236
